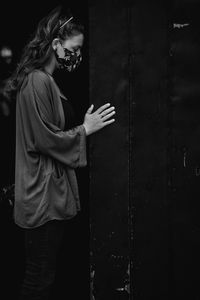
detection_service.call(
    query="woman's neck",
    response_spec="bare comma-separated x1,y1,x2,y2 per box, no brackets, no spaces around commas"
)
44,54,57,76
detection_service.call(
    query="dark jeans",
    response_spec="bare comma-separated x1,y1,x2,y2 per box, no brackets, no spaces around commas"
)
19,220,65,300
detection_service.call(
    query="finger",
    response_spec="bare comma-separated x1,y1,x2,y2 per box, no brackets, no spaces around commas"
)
102,111,116,121
100,106,115,117
86,104,94,114
102,119,115,127
96,103,111,114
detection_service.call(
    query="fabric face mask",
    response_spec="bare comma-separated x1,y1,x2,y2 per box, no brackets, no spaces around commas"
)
55,45,82,72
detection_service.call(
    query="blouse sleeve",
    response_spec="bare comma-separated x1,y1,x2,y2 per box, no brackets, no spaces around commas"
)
22,71,87,168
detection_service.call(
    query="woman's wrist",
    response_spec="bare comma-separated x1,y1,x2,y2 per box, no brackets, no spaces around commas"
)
82,123,90,136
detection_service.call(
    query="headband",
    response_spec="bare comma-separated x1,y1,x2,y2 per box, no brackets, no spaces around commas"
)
60,16,73,29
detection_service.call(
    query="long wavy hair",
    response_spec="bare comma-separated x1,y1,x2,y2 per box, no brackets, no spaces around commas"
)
4,6,84,99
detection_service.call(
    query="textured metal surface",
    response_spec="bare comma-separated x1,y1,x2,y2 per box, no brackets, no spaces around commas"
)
130,1,170,299
169,0,200,298
89,1,131,299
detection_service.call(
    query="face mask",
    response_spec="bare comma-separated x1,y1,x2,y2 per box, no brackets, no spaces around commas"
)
55,45,82,72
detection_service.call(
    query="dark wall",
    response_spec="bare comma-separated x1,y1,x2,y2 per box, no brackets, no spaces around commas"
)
169,0,200,298
89,0,169,298
89,0,200,299
89,1,132,299
130,1,170,299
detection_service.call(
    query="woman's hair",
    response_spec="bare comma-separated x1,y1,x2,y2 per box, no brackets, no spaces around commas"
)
4,6,84,98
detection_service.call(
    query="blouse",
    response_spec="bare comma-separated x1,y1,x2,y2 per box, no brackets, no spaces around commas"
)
14,70,87,228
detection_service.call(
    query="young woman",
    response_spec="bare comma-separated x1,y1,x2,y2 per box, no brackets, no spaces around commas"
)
5,6,115,300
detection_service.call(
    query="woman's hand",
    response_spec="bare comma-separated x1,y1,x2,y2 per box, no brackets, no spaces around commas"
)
83,103,116,136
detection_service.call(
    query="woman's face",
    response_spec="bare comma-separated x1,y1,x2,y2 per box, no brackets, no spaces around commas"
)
56,33,84,59
54,33,84,71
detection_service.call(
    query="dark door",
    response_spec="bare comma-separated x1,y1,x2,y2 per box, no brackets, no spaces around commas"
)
89,1,200,299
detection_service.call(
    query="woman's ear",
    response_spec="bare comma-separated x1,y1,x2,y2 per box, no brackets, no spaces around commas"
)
51,38,60,50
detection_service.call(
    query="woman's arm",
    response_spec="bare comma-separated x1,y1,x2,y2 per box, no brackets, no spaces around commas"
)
20,71,87,168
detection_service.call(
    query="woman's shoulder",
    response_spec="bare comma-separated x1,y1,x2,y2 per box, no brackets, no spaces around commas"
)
29,69,50,83
25,69,53,93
